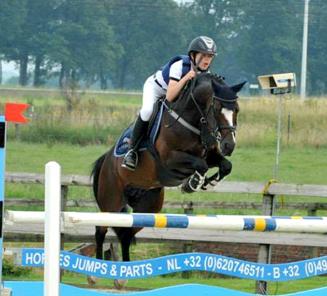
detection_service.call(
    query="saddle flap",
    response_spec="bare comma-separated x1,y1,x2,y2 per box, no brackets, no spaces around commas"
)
114,102,165,157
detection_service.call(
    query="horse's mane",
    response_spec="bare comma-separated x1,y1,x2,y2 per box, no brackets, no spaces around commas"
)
170,73,241,111
171,73,213,109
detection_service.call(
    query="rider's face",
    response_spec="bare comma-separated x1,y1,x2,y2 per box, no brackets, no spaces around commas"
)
195,53,215,70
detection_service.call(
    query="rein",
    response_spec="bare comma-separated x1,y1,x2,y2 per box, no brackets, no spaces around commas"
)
163,101,200,135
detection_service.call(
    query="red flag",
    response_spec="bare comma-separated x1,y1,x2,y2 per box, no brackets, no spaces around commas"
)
5,103,30,124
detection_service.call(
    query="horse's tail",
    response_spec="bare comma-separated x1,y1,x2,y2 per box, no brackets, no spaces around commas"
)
91,152,107,201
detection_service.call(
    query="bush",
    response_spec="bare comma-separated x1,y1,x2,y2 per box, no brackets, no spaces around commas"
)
2,258,31,277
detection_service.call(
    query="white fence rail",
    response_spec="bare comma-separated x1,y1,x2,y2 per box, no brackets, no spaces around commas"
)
5,172,327,197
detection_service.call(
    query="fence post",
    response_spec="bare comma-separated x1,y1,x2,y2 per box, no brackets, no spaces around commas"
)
182,201,193,279
308,204,319,258
256,193,275,295
60,185,68,280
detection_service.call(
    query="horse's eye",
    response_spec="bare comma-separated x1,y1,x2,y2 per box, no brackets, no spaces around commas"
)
215,102,222,112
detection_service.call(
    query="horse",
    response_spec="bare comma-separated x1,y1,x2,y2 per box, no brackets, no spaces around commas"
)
91,73,245,284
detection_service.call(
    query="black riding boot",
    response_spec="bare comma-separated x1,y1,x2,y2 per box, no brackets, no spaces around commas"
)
121,115,149,171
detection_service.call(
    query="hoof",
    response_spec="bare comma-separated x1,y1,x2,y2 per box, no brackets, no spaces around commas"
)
87,276,97,286
181,182,195,193
114,279,128,289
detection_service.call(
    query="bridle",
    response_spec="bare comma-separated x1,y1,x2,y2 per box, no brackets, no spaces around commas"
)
164,74,220,150
213,96,238,142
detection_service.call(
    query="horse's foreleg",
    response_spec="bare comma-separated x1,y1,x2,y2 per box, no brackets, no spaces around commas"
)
217,157,232,181
202,152,232,189
165,151,208,193
182,170,207,193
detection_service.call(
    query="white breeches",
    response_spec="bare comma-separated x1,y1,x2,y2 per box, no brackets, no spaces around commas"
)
139,75,166,121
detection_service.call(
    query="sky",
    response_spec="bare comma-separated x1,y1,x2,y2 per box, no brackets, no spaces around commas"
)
2,61,19,81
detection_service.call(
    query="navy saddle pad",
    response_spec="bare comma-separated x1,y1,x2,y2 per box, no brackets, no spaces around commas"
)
114,103,164,157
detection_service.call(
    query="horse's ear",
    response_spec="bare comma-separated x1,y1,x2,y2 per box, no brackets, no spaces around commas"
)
231,81,247,93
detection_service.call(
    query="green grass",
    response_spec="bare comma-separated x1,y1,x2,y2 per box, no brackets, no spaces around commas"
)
5,141,327,207
230,145,327,184
0,88,142,107
6,141,327,183
2,93,327,147
4,141,327,217
6,140,108,174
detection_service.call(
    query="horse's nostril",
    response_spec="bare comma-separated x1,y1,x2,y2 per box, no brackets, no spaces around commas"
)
224,143,230,150
221,141,235,156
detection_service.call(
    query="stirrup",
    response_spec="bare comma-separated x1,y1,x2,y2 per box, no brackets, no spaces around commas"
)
121,150,138,171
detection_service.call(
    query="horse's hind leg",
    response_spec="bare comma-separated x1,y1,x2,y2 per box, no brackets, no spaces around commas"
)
104,242,119,261
114,226,141,261
111,188,164,289
95,226,108,259
120,187,164,259
114,187,164,261
87,226,108,285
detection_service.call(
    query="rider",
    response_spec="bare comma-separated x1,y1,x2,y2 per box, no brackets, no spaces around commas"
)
121,36,217,171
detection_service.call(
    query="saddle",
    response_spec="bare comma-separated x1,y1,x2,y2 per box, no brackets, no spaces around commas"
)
113,100,164,157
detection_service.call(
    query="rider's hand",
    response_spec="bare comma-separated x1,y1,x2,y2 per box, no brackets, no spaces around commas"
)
185,69,196,81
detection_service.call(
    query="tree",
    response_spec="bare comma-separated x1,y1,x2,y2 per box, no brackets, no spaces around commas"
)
234,1,302,85
0,0,28,85
185,0,247,82
51,0,120,89
25,0,61,86
107,0,188,89
307,0,327,94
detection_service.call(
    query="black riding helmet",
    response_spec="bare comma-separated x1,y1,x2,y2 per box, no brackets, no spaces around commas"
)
188,36,217,70
188,36,217,57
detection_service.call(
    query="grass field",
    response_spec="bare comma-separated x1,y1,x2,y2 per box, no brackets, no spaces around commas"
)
1,88,327,148
5,141,327,219
2,89,327,294
5,140,327,182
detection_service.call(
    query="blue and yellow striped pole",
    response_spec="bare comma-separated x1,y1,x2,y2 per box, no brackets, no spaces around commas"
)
6,210,327,233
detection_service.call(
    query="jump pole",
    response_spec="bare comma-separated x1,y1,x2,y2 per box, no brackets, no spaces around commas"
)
6,210,327,233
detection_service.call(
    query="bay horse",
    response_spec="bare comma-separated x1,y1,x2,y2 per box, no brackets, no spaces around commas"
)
91,73,245,274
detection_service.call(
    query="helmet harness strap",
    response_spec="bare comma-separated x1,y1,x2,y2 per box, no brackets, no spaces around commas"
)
191,52,214,73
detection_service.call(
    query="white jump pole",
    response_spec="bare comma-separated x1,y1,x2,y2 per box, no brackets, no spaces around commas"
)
7,210,327,233
44,161,61,296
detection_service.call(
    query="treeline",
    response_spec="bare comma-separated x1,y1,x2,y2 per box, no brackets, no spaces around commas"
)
0,0,326,94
